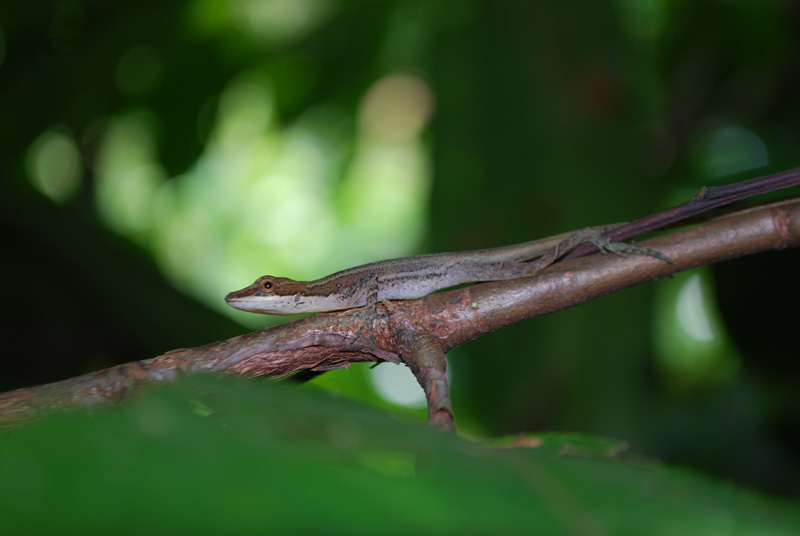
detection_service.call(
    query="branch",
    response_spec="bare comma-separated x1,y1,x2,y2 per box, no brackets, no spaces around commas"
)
436,197,799,349
2,197,799,430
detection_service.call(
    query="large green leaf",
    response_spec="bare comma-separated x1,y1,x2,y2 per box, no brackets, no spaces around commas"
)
1,376,797,534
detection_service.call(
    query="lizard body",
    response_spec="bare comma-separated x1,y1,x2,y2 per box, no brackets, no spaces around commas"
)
225,229,582,315
225,226,668,347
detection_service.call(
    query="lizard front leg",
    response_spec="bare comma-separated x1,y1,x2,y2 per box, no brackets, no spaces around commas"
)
350,272,392,350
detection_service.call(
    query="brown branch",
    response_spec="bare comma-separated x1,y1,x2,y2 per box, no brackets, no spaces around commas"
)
386,300,455,430
1,197,799,430
431,196,799,350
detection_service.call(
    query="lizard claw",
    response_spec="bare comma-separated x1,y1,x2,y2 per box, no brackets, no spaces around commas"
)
589,234,673,264
350,308,394,351
349,272,394,351
351,304,392,350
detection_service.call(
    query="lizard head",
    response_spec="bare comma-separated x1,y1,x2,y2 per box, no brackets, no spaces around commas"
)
225,276,322,315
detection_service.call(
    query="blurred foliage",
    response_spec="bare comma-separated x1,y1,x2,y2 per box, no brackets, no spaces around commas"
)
1,0,800,527
2,375,799,534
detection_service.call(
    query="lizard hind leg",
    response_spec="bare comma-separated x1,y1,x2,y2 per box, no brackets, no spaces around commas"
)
523,226,671,277
583,228,672,263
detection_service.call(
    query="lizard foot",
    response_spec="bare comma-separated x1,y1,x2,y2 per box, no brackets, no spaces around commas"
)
523,226,672,277
583,228,673,263
351,304,393,350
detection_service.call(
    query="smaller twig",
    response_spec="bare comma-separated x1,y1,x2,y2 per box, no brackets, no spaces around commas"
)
385,301,454,431
564,166,800,261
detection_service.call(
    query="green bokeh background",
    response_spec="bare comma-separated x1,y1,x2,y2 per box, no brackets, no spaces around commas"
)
2,0,800,530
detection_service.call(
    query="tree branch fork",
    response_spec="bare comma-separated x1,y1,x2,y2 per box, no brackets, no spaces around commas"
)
2,197,799,430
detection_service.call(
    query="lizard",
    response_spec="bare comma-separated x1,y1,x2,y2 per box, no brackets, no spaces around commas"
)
225,226,670,349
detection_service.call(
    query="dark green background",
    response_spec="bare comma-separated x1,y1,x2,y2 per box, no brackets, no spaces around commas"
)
2,0,799,513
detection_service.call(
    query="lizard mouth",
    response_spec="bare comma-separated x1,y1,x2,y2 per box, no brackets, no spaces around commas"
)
225,295,268,313
224,294,306,315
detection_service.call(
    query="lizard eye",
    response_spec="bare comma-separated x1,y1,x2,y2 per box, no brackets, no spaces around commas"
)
260,280,274,292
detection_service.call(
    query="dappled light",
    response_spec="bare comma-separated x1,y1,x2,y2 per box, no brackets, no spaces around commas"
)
86,69,433,323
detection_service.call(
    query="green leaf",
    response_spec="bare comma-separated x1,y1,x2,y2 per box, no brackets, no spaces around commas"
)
0,376,797,534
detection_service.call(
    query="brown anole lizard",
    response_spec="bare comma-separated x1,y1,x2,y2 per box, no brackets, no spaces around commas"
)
225,226,670,349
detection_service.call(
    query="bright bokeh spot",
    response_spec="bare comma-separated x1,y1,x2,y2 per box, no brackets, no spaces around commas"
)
704,126,768,178
368,364,427,409
189,0,334,45
233,0,333,43
675,274,715,343
359,73,435,142
25,127,82,203
94,111,166,240
653,270,740,390
338,73,434,260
